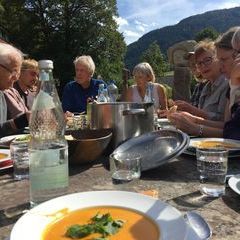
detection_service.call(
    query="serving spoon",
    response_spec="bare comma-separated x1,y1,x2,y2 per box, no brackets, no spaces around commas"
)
184,211,212,239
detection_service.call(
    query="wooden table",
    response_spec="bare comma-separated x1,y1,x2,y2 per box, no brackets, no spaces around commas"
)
1,154,240,240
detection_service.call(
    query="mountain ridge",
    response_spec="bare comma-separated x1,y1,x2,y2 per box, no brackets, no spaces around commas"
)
125,6,240,70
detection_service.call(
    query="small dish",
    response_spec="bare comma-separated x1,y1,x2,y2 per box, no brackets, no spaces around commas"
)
228,174,240,195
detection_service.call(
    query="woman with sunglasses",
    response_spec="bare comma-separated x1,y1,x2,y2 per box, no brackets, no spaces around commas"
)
173,40,228,121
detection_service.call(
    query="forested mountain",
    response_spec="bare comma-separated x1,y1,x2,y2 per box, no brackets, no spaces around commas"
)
125,7,240,70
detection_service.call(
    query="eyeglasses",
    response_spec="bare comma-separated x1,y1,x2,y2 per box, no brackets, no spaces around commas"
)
232,49,240,59
0,63,19,77
196,57,214,68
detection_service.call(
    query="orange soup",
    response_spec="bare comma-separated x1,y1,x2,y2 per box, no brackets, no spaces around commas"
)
0,153,8,160
42,206,160,240
192,141,239,149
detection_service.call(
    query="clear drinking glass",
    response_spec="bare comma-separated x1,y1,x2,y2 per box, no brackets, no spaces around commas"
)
73,113,88,130
10,141,29,180
110,152,141,190
196,148,228,197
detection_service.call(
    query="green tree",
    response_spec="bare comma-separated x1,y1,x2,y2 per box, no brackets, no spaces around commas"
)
140,41,168,79
194,27,219,42
0,0,126,91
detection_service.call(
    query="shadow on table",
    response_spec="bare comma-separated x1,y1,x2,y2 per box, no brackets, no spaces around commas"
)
169,191,216,211
0,202,29,228
222,188,240,214
69,155,108,176
141,157,199,183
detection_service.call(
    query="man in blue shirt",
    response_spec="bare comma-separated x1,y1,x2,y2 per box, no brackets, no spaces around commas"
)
62,55,106,113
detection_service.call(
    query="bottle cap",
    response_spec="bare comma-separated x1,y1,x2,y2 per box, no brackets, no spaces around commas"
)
38,60,53,69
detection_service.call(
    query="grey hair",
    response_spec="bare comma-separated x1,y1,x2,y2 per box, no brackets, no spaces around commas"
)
0,43,23,66
133,62,156,82
231,27,240,51
73,55,95,76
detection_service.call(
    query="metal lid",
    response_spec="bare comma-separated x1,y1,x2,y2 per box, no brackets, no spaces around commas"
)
38,60,53,69
113,129,190,171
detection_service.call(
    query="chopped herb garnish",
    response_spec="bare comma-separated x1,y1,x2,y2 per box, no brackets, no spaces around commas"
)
65,213,125,239
15,135,31,142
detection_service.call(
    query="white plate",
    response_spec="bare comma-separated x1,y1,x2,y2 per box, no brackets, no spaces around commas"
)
157,118,170,123
228,175,240,195
10,191,200,240
0,134,29,144
0,149,10,163
189,138,240,151
0,149,12,170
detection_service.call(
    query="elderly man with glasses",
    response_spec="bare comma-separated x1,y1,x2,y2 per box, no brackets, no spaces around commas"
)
0,42,29,137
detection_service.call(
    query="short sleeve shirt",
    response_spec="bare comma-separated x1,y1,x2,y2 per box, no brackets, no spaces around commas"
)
198,74,229,121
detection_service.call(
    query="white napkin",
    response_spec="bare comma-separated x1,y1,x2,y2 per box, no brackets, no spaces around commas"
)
0,90,7,124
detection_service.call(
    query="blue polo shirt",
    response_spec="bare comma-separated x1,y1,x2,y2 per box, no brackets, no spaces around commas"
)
62,79,106,113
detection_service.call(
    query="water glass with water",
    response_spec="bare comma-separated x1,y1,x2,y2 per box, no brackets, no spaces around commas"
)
110,152,141,190
196,148,228,197
10,141,29,180
73,113,88,130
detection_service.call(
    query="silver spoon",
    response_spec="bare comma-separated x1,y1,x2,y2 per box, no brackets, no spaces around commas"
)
184,211,212,240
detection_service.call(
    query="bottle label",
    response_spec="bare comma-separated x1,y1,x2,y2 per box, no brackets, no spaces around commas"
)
29,148,68,190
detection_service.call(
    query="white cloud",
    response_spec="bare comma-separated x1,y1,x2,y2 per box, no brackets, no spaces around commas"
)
116,0,240,45
113,16,128,27
124,30,140,38
136,25,145,32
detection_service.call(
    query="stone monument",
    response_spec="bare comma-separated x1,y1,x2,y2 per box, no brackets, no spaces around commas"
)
168,40,197,102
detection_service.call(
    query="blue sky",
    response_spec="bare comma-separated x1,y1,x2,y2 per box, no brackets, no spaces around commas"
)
115,0,240,45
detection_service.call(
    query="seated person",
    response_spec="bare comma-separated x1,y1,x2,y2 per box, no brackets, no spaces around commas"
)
185,51,208,107
62,55,106,113
125,62,167,115
223,27,240,140
168,27,240,139
14,58,39,109
173,40,229,121
0,43,29,137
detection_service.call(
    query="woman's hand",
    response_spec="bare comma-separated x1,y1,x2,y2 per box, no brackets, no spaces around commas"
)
64,111,73,122
168,112,198,135
174,100,194,112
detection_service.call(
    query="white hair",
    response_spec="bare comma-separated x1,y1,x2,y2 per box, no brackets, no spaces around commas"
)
73,55,95,76
0,43,23,66
231,27,240,51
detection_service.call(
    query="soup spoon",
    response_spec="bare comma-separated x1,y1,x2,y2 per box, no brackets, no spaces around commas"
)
184,211,212,239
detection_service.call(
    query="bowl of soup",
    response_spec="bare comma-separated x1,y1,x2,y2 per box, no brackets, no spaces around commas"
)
10,191,190,240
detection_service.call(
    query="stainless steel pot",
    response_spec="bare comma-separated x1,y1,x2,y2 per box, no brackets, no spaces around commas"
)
88,102,154,148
